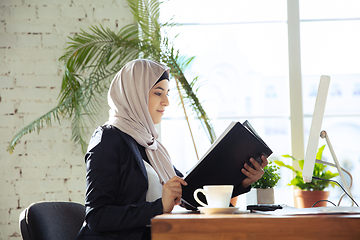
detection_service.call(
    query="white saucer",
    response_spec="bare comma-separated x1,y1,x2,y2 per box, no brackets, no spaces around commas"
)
198,207,239,215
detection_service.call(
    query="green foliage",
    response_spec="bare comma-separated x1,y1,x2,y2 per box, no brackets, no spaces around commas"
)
274,145,339,191
7,0,216,154
252,162,281,189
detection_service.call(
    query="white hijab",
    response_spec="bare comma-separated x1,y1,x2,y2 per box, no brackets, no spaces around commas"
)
106,59,176,184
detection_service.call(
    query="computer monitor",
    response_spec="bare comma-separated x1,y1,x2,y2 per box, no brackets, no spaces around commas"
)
302,75,330,183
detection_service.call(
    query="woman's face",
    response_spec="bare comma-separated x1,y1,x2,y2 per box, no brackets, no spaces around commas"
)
148,79,170,124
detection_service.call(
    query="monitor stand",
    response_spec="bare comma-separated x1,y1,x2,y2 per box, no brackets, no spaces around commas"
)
319,130,354,206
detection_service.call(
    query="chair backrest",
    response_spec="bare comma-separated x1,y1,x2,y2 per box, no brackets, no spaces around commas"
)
19,201,85,240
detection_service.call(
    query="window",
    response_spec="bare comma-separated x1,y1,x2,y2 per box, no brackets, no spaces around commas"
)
300,0,360,205
160,0,360,207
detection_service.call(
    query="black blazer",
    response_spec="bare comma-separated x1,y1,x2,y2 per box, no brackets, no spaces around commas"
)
77,125,183,240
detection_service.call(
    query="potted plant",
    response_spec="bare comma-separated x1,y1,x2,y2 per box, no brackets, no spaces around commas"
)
7,0,216,154
246,161,281,205
274,145,339,208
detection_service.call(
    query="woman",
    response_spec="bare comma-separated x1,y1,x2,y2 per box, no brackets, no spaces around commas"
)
76,59,268,240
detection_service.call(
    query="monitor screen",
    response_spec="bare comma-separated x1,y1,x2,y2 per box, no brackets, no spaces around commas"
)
302,75,330,183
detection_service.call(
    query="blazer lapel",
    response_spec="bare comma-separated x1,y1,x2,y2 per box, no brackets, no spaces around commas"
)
119,131,148,182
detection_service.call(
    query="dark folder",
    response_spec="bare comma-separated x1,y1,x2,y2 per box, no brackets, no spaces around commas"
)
181,120,273,209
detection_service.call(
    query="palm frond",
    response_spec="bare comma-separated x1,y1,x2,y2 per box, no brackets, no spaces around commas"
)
60,24,140,75
128,0,162,43
8,0,216,153
55,24,151,151
7,101,69,153
163,47,216,143
70,104,91,154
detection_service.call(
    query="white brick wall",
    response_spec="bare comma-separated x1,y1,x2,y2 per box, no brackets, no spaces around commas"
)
0,1,133,239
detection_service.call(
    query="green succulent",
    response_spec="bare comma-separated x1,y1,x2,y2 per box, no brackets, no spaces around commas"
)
274,145,339,191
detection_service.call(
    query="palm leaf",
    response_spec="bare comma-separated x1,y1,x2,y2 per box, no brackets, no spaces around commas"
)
8,0,216,153
128,0,161,41
160,44,216,143
7,100,69,153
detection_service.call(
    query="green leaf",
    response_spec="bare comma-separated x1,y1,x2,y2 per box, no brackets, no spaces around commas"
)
252,161,281,189
7,101,70,153
273,160,300,174
298,159,304,170
281,154,297,160
8,0,217,153
316,144,326,160
275,145,339,190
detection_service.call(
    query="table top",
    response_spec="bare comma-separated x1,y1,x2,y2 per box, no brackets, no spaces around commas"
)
152,207,360,240
155,211,360,219
154,205,360,219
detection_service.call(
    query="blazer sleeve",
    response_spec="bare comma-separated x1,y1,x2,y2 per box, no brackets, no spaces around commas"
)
84,126,163,233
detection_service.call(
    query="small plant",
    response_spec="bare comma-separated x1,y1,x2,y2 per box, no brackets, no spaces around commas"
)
252,161,281,189
273,145,339,191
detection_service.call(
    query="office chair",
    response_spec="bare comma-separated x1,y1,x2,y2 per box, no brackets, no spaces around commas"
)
19,201,85,240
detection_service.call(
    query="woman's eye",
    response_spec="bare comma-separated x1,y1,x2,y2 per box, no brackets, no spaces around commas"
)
155,92,161,96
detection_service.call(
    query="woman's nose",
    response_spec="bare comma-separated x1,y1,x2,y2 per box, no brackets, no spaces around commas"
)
162,95,170,106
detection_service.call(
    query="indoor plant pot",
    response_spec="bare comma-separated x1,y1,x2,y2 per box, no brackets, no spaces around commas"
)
246,188,275,205
294,189,330,208
247,162,280,205
230,197,238,206
274,145,338,208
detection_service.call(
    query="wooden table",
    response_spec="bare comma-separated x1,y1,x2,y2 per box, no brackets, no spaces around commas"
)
151,210,360,240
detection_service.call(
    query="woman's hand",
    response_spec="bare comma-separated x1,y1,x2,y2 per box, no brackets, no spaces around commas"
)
162,176,187,213
241,155,268,188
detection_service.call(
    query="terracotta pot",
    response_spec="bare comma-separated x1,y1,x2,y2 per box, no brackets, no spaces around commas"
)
294,189,330,208
230,196,238,206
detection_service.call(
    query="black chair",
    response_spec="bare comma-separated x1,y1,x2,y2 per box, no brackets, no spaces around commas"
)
19,201,85,240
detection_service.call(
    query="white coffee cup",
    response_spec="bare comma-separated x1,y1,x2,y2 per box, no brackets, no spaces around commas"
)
193,185,234,208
